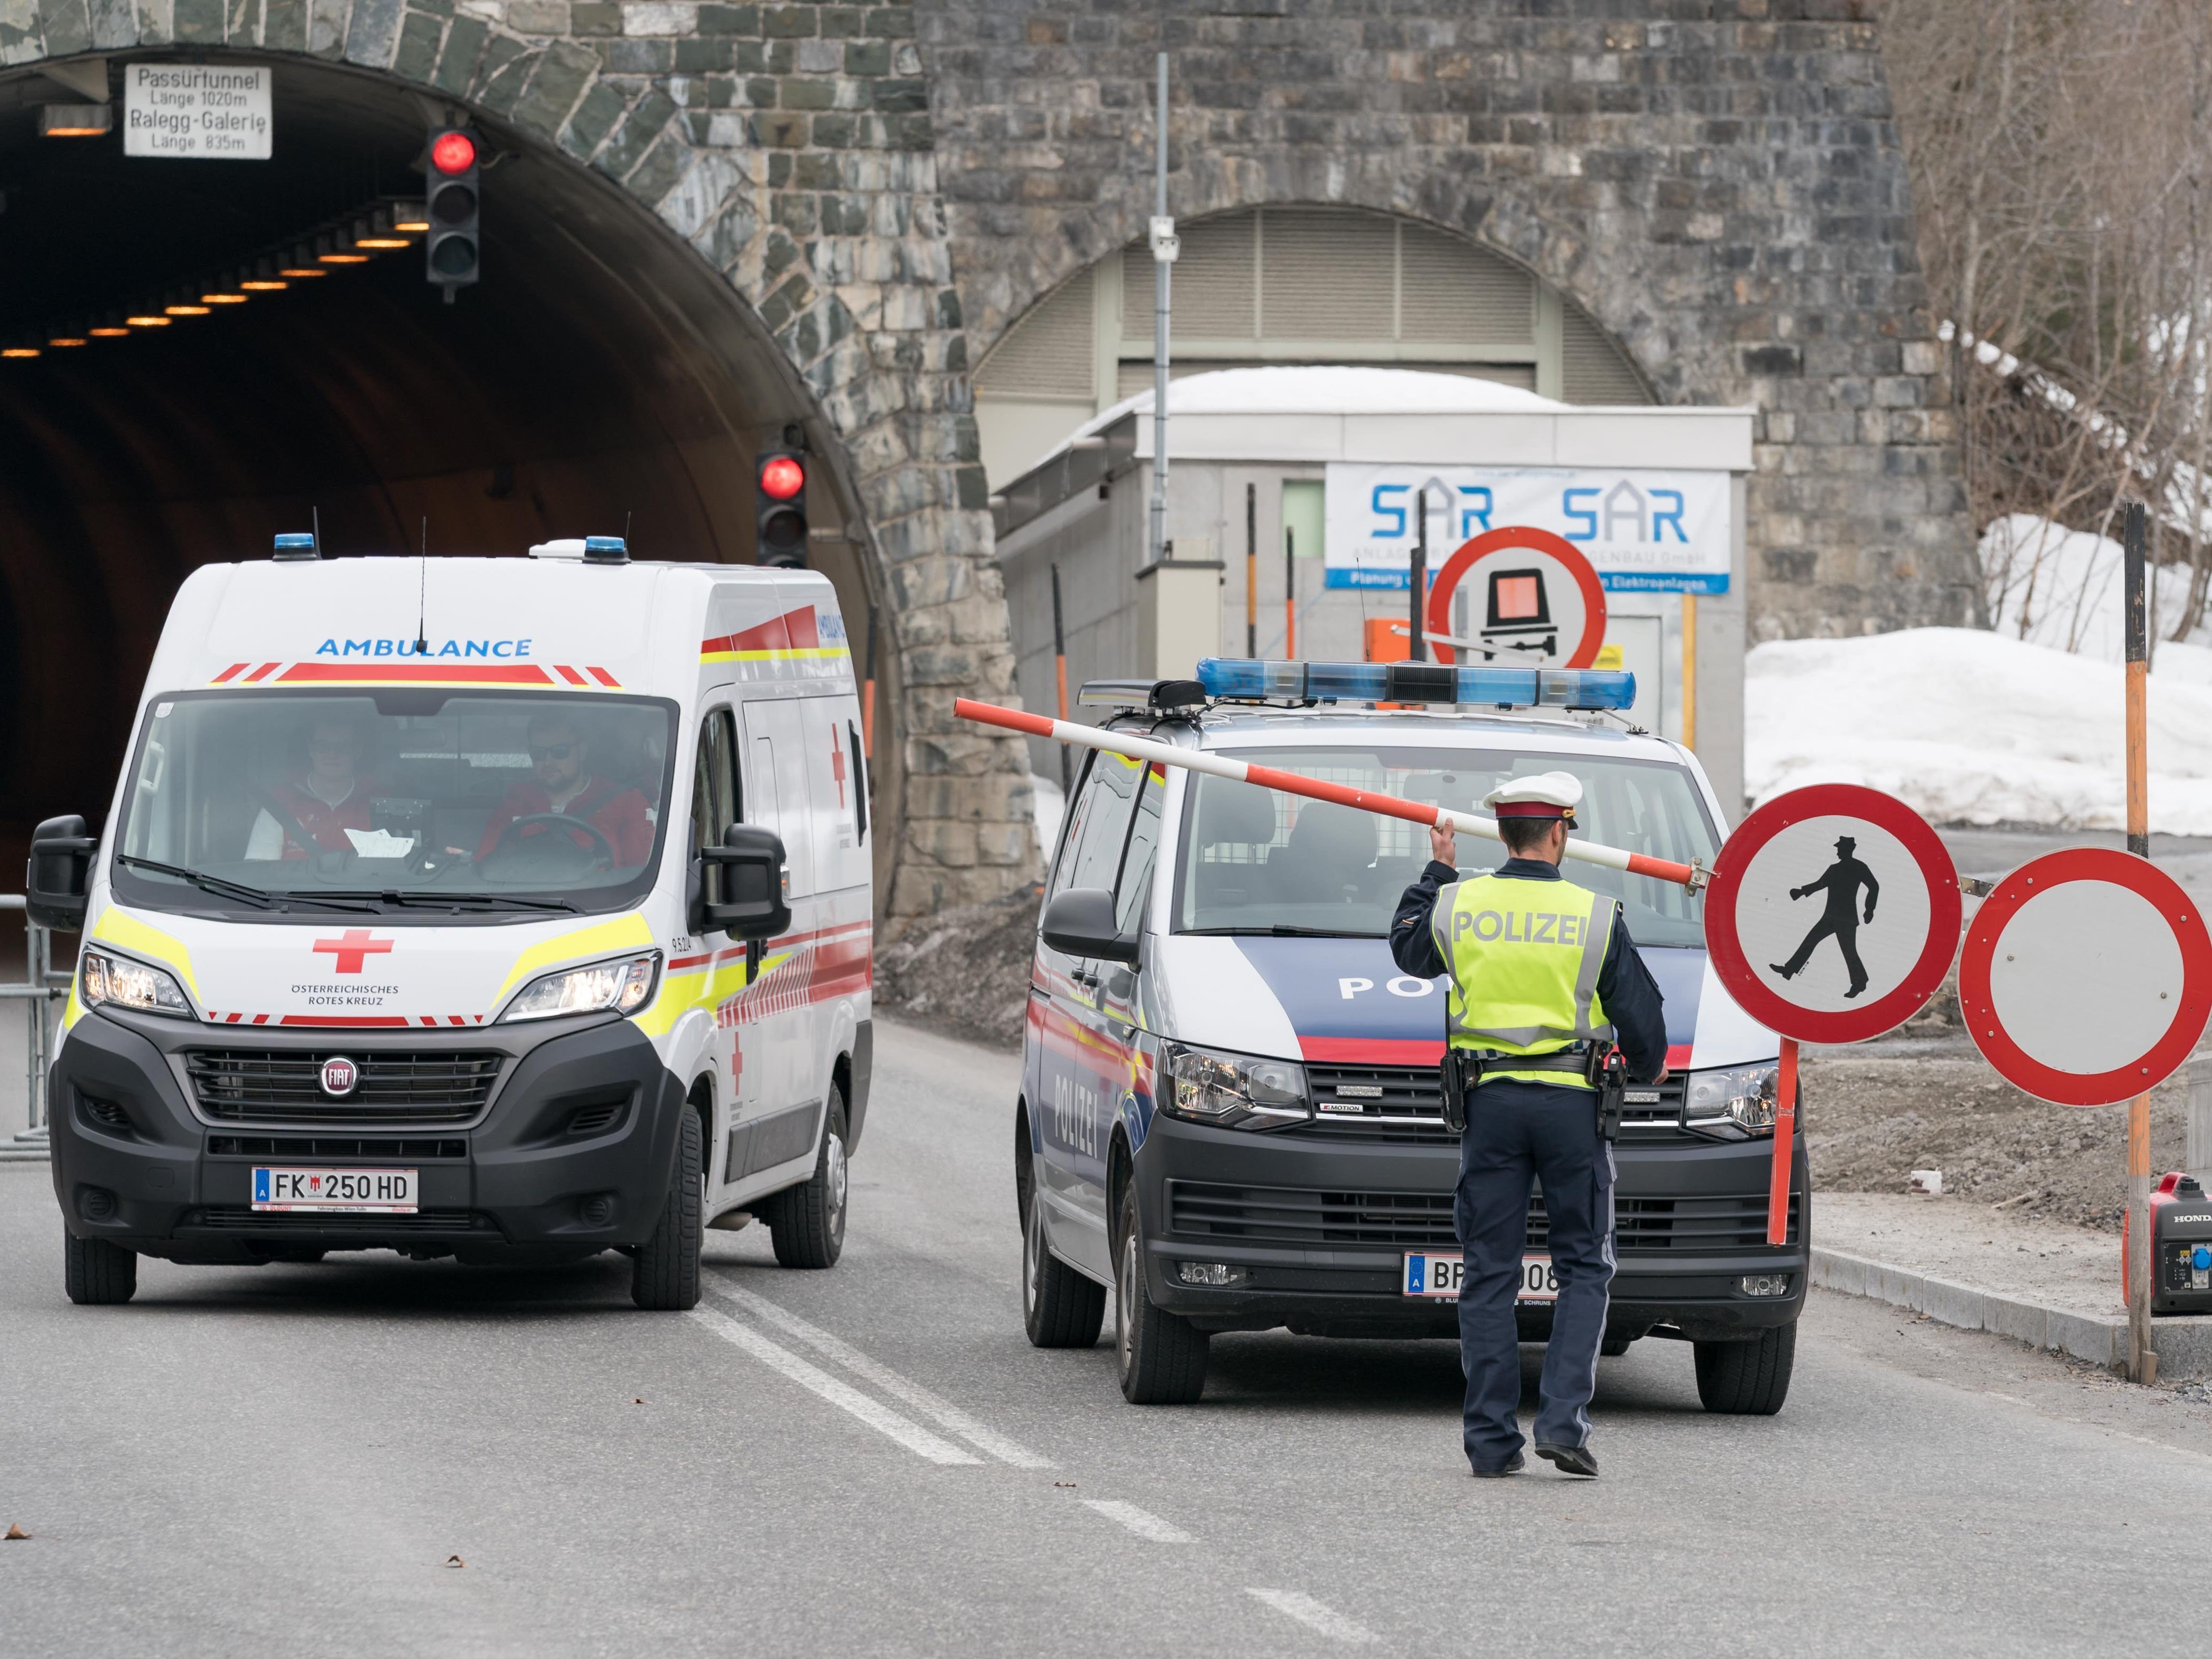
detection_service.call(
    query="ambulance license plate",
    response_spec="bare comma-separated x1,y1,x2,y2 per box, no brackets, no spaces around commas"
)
1402,1252,1557,1302
251,1167,417,1213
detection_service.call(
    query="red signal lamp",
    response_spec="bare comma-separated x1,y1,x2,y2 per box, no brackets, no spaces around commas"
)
431,131,477,175
759,455,805,501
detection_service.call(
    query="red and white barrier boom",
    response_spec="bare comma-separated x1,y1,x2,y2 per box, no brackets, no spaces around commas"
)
953,696,1701,891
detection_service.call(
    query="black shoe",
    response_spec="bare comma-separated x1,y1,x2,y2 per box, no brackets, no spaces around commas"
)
1470,1452,1525,1479
1844,981,1867,999
1768,963,1794,979
1535,1443,1599,1478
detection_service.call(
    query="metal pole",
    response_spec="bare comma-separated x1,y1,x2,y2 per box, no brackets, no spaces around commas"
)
1681,592,1699,750
2124,499,2156,1383
1410,489,1427,663
1147,51,1173,569
1050,563,1072,796
1284,526,1296,658
861,602,879,762
1245,482,1258,658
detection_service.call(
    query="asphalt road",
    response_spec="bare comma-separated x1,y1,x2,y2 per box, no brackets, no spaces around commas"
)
6,1017,2212,1658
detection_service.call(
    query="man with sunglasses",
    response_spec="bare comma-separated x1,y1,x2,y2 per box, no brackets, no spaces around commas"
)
476,713,654,868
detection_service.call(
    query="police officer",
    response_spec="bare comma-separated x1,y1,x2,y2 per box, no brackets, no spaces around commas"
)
1390,772,1669,1479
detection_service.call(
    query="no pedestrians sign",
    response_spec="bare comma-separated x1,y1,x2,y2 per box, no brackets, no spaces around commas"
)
124,65,272,160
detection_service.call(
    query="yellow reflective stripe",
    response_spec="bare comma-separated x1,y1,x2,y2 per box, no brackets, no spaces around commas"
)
495,912,655,999
630,945,797,1037
87,906,201,1002
60,986,84,1032
697,647,849,664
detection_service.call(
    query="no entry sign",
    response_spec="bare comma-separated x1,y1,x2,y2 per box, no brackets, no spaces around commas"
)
1960,848,2212,1105
1706,784,1962,1044
1423,526,1608,670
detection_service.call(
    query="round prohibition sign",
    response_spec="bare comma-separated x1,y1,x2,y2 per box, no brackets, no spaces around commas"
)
1424,525,1610,670
1959,848,2212,1106
1705,784,1962,1044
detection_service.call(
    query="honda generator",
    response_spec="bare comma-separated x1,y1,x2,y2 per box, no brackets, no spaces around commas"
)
2147,1172,2212,1316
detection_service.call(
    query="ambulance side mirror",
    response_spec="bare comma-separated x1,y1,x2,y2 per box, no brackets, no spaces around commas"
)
700,824,791,941
26,813,96,932
1040,887,1138,965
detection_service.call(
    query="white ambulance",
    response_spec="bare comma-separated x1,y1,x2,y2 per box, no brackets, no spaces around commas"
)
32,534,873,1310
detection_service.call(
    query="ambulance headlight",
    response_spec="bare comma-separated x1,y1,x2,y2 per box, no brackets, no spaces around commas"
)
1161,1042,1309,1129
1682,1064,1778,1139
502,952,660,1022
80,949,192,1018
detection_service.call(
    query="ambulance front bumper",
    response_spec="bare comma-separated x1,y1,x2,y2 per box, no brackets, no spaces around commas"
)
1131,1114,1810,1342
47,1005,687,1263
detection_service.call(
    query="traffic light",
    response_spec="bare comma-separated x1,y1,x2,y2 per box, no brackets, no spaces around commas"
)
755,450,808,567
425,127,480,301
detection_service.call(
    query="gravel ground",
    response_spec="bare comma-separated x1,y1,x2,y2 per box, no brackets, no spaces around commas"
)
1817,1191,2123,1313
872,883,1038,1051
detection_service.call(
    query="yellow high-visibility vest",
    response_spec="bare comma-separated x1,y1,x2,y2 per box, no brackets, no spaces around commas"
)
1428,873,1618,1089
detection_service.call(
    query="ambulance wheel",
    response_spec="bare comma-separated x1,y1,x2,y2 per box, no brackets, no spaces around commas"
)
631,1104,703,1310
1693,1322,1795,1415
1114,1185,1207,1405
64,1229,137,1306
1020,1129,1104,1348
768,1092,846,1270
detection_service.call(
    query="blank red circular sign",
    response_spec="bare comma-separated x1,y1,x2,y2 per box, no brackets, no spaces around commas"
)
1705,784,1961,1044
1424,525,1608,670
1959,848,2212,1105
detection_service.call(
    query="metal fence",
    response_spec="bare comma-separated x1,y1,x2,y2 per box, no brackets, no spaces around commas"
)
0,897,71,1163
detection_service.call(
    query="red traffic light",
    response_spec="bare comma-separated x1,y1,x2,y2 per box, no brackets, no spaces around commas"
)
431,131,477,175
759,455,805,501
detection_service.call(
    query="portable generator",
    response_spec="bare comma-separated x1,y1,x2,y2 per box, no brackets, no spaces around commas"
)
2148,1172,2212,1316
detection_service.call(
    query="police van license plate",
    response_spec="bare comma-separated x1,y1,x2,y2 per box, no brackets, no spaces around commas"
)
251,1167,417,1213
1403,1253,1557,1301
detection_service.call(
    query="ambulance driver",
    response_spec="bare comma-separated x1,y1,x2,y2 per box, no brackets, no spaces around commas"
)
477,712,654,869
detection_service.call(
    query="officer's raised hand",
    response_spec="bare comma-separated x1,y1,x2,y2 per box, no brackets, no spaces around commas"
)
1428,822,1456,867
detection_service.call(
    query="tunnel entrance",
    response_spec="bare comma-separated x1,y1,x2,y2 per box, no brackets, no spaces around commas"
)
0,55,888,886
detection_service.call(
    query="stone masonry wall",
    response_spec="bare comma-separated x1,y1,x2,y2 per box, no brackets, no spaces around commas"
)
0,0,1042,919
917,0,1981,641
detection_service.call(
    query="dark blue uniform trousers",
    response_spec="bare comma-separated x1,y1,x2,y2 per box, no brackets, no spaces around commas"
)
1453,1079,1616,1471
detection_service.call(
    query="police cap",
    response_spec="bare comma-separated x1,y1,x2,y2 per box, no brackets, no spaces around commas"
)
1482,770,1583,824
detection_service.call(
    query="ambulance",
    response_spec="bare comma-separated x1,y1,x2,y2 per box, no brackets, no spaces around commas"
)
1017,660,1803,1411
32,534,873,1310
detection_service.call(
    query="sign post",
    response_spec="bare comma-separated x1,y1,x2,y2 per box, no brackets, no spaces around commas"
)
2124,501,2154,1382
1704,785,1963,1245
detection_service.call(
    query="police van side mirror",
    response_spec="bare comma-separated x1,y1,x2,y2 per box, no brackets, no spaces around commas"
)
700,823,791,941
1040,887,1138,965
26,813,96,932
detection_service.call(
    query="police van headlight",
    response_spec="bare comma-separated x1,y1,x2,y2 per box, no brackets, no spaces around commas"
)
80,949,193,1018
1161,1043,1309,1129
1682,1064,1778,1139
501,953,660,1023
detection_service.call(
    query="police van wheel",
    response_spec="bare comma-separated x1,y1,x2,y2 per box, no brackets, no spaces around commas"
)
631,1105,703,1310
768,1092,847,1270
1693,1321,1796,1415
64,1229,137,1306
1114,1186,1207,1405
1022,1165,1105,1349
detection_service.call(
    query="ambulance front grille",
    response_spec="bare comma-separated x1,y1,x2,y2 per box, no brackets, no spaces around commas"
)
186,1050,503,1125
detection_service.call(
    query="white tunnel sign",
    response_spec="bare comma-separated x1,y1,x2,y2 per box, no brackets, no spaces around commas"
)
125,66,273,160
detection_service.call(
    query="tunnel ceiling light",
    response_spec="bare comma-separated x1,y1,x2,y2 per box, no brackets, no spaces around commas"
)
201,293,248,304
89,326,129,337
47,337,86,347
355,237,411,249
2,347,40,358
392,201,429,232
164,304,209,316
38,105,112,137
318,253,368,264
278,268,324,279
240,279,287,291
126,315,170,327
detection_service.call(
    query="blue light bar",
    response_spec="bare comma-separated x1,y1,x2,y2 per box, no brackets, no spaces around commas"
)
271,532,318,561
582,534,629,564
1195,657,1636,712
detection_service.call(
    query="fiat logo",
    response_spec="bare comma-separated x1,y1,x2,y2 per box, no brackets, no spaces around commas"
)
319,1056,359,1098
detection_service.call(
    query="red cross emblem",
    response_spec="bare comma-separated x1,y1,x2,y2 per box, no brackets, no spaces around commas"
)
827,735,847,808
313,929,394,974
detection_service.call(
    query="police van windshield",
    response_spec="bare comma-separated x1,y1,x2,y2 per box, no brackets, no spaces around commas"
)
1174,747,1718,949
111,691,676,918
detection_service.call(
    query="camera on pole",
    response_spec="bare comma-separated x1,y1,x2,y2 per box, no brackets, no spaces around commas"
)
754,450,809,567
425,128,481,301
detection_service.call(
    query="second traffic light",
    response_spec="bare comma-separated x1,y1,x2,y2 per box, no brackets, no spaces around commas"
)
755,450,808,567
425,127,480,300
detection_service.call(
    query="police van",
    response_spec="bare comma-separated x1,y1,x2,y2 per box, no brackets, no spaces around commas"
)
33,534,873,1309
1017,660,1802,1410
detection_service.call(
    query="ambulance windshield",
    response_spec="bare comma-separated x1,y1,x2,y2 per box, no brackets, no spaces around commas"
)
111,690,677,917
1175,747,1718,949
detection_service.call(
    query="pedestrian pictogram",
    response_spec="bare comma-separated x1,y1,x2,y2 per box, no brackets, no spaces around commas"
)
1959,847,2212,1106
1421,526,1609,670
1769,834,1881,999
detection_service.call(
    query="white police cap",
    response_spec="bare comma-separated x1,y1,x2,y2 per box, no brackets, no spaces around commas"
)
1481,770,1583,819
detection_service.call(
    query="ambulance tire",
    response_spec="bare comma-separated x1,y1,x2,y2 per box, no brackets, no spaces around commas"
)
631,1105,703,1310
64,1229,137,1306
1114,1185,1207,1405
1022,1152,1105,1349
1693,1321,1796,1415
767,1091,847,1270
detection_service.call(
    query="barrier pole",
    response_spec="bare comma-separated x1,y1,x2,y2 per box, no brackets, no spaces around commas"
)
2124,501,2155,1382
1767,1037,1796,1245
955,697,1700,889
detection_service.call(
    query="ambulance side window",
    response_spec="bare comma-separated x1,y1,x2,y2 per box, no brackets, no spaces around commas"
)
691,708,741,903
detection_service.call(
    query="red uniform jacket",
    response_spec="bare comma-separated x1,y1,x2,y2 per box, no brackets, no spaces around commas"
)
478,776,654,868
266,780,376,859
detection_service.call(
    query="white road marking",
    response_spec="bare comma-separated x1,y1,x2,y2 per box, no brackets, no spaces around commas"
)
709,1273,1054,1469
1245,1589,1379,1645
1078,1499,1194,1542
686,1306,981,1466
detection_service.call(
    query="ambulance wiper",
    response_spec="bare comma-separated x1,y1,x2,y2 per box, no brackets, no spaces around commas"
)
301,889,581,914
116,855,281,910
1182,925,1385,938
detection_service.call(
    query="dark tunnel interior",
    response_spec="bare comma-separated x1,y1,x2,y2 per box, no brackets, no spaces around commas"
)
0,56,879,883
